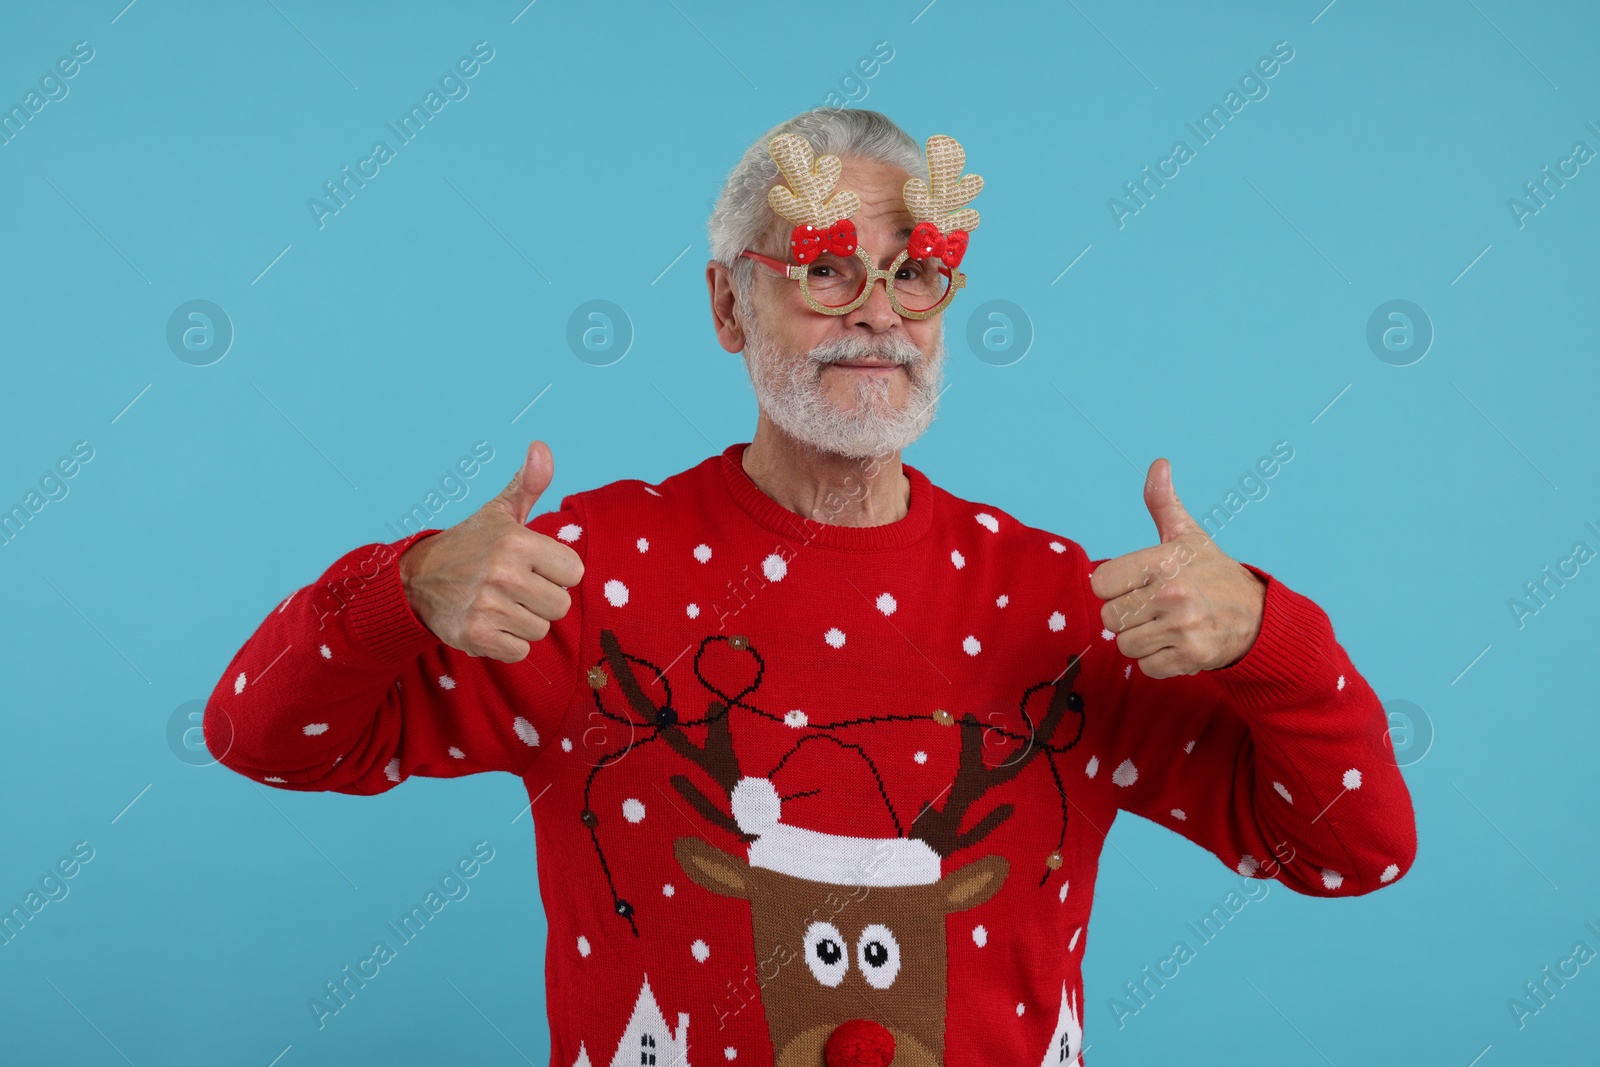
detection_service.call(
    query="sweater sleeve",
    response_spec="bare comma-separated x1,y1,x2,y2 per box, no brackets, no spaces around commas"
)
203,499,589,795
1080,549,1417,896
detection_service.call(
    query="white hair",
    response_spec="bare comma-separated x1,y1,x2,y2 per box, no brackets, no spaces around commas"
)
707,108,925,305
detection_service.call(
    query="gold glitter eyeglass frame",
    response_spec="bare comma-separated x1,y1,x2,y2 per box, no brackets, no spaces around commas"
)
737,246,965,320
738,130,983,322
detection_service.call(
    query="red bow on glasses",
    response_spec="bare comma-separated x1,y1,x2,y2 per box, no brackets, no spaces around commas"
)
789,219,858,264
908,221,969,269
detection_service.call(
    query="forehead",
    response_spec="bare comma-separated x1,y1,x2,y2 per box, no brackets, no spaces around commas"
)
837,156,915,233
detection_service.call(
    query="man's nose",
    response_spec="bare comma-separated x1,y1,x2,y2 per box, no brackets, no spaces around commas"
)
824,1019,895,1067
849,275,901,332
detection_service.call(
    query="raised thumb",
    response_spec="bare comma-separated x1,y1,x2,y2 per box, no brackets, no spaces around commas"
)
1143,457,1195,543
488,440,554,524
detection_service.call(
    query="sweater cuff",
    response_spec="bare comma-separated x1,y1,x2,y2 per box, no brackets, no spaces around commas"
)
343,530,447,667
1206,562,1340,714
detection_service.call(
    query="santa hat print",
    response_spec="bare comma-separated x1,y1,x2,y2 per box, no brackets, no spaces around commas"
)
731,775,943,887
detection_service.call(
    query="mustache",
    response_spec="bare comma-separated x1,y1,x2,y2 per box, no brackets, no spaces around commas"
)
808,333,925,367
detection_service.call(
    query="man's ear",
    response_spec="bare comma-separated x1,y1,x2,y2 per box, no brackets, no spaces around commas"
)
707,260,746,354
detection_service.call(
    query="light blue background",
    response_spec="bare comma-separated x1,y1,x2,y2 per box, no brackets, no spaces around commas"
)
2,1,1596,1064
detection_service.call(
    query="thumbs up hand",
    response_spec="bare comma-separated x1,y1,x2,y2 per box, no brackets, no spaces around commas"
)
1088,458,1266,679
398,440,585,663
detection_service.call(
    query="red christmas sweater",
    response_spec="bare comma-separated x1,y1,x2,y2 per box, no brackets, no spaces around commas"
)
206,441,1417,1067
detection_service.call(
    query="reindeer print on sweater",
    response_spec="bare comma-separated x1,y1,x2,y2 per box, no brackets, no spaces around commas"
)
580,625,1084,1066
206,442,1417,1067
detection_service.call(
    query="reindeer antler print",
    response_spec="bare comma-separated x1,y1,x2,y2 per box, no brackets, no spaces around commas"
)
766,133,861,230
911,654,1084,879
596,629,749,840
903,134,983,234
581,629,768,933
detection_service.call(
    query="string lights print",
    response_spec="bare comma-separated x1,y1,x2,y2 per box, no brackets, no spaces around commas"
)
577,627,1088,938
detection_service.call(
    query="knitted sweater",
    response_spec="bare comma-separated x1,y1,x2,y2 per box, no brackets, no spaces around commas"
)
206,441,1417,1067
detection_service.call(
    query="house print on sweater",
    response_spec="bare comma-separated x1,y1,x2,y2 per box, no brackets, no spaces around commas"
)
572,974,688,1067
206,441,1417,1066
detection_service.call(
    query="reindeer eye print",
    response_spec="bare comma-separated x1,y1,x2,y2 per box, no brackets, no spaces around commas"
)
803,921,848,987
856,924,901,989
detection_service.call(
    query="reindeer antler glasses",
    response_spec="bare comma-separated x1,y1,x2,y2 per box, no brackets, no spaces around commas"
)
737,132,983,320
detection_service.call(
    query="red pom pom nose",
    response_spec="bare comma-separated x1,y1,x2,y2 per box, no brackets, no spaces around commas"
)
824,1019,896,1067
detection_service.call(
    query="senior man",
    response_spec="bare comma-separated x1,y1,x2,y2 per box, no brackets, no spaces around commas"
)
207,108,1416,1067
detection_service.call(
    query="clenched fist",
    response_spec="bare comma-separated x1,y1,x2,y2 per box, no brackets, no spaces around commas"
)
398,440,584,663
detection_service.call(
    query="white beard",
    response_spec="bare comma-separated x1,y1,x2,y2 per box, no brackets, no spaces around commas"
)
741,308,946,461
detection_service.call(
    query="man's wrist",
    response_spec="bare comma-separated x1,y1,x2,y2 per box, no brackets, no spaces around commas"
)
397,536,426,606
1205,565,1342,711
336,532,444,665
1212,565,1266,669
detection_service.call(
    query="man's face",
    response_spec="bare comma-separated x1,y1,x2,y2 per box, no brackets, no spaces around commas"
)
737,157,947,460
